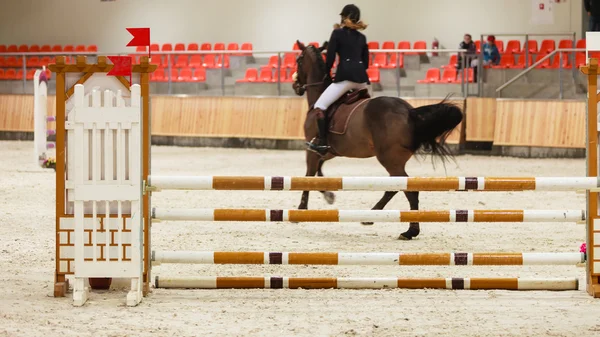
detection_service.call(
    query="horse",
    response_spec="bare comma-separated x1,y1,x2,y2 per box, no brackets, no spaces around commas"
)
292,40,464,240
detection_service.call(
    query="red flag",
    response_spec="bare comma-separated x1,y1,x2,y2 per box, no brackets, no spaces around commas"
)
126,27,151,58
107,56,132,84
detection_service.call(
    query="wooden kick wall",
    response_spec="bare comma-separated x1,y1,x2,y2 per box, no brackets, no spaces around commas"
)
0,94,586,150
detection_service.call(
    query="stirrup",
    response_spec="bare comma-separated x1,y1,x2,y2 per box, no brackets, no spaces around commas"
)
306,138,330,155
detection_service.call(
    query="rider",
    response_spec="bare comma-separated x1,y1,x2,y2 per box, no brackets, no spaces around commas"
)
307,4,370,155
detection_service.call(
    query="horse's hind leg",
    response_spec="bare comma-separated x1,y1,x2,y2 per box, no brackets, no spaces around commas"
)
298,151,321,210
317,160,335,205
364,147,420,240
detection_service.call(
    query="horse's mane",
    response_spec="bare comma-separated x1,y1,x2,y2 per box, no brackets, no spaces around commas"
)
307,45,328,77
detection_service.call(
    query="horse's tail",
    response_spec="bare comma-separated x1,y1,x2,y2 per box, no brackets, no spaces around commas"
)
408,95,463,165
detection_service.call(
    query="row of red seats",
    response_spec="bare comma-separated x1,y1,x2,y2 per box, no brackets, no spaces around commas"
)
236,67,381,83
439,52,586,71
0,56,57,68
294,40,427,55
150,68,206,82
137,42,252,54
473,39,584,55
0,68,52,80
139,54,231,69
418,68,474,84
0,44,97,53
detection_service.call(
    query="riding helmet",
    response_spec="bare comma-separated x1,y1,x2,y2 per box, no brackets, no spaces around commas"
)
340,4,360,23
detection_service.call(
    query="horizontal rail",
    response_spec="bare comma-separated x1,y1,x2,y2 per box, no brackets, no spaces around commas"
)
151,208,586,223
151,251,585,266
147,176,600,192
154,276,579,290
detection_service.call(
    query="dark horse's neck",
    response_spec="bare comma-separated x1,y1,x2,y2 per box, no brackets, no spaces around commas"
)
305,51,327,108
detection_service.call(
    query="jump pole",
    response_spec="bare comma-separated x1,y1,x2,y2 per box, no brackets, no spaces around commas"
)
151,208,586,223
155,276,579,291
148,175,600,192
152,251,586,266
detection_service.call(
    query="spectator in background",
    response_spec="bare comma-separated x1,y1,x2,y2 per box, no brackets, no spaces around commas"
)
585,0,600,31
481,35,501,66
456,34,476,70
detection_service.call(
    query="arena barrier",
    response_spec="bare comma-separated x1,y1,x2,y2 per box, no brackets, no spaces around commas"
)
33,66,55,167
49,51,600,306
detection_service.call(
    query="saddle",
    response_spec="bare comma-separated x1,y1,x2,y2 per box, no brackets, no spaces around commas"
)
325,88,371,135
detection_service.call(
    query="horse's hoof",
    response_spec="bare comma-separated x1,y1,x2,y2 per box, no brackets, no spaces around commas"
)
398,233,413,240
323,192,335,205
361,222,374,226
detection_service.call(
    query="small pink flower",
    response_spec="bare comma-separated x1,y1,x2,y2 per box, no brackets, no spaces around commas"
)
580,243,587,253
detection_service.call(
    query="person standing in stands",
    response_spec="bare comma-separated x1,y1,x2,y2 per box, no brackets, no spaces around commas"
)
585,0,600,31
456,34,476,70
306,4,370,155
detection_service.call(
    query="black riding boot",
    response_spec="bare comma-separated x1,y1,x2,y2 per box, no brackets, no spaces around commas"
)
307,114,330,155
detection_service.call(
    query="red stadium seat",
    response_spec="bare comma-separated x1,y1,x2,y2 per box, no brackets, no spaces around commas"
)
237,68,258,82
39,56,52,67
558,39,573,49
161,43,173,52
513,54,534,68
150,44,160,52
0,57,4,67
241,42,253,56
194,68,206,82
456,68,474,83
174,43,185,51
382,41,395,50
150,68,165,82
265,55,279,68
87,45,98,52
474,40,481,53
52,45,63,52
576,39,586,49
283,53,296,69
26,56,40,67
412,41,426,55
549,52,571,69
0,69,5,79
174,56,188,68
6,56,23,67
177,68,193,82
417,68,440,83
505,40,520,54
201,43,211,51
495,40,505,53
26,69,36,80
7,45,18,52
493,54,515,68
534,53,552,68
439,67,457,83
202,54,216,68
5,68,17,80
442,54,458,69
397,41,410,53
368,41,379,50
214,43,225,51
259,68,272,82
75,45,86,52
575,52,586,68
189,55,203,68
227,43,239,51
216,55,229,68
367,68,380,82
388,53,404,68
0,45,6,53
187,43,199,51
136,46,147,52
371,53,387,68
539,40,556,54
40,45,51,52
150,56,162,68
29,45,40,53
63,45,75,52
522,40,538,54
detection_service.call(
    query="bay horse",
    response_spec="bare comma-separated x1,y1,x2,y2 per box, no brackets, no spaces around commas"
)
292,40,463,240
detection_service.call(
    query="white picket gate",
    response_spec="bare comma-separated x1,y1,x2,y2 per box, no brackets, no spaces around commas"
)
65,83,143,307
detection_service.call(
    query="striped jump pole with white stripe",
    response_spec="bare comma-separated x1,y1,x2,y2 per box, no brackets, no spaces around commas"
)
154,276,580,291
147,176,600,192
151,251,586,266
151,208,586,223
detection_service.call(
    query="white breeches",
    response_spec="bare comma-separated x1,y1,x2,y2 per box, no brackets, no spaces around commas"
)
314,81,368,110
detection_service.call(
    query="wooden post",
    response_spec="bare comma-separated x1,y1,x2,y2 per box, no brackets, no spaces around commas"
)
581,57,600,298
